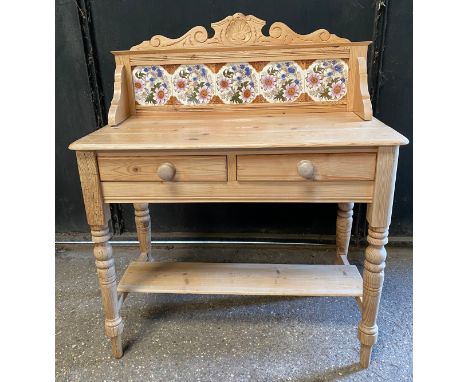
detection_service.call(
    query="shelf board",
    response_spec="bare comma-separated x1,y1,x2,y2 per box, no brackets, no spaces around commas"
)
117,262,362,297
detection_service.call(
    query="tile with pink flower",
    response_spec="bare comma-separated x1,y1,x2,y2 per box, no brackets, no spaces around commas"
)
172,64,215,105
132,65,172,105
259,61,303,103
216,63,258,104
305,59,348,101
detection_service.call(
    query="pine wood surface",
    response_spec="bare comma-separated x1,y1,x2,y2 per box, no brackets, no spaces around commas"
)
133,203,153,262
102,13,372,122
335,203,354,262
100,180,374,203
356,146,399,368
71,12,410,366
354,55,372,120
117,262,363,297
366,146,400,227
76,152,110,226
126,48,350,65
128,13,356,52
69,113,408,151
108,65,130,126
91,225,124,358
98,155,227,182
237,153,376,181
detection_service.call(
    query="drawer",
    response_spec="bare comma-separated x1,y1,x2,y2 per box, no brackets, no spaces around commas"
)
98,155,227,182
237,153,376,181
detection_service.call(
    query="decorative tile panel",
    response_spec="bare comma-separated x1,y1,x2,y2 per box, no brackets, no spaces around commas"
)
259,61,303,103
132,66,172,105
216,63,258,104
305,59,348,101
132,60,348,106
172,64,215,105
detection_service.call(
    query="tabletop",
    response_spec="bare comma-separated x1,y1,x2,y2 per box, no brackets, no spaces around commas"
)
69,112,408,151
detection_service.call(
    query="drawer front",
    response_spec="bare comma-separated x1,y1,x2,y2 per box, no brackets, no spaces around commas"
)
237,153,376,181
98,155,227,182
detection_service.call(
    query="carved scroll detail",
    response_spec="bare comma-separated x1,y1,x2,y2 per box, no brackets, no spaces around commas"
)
266,22,350,45
132,26,209,50
131,13,350,51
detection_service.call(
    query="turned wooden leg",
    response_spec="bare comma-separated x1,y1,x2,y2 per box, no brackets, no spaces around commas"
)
76,151,124,358
91,225,124,358
358,146,399,367
335,202,354,264
134,203,153,262
357,226,388,368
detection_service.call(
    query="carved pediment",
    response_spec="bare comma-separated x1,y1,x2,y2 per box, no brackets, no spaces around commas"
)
131,13,350,51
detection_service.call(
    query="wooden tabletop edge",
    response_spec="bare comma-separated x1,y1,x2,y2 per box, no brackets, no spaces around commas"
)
68,141,409,151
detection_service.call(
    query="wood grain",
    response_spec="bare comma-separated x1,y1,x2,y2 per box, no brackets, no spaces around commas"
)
102,13,372,124
129,13,354,52
358,226,389,368
120,55,136,115
77,151,123,358
237,153,376,181
98,155,227,182
133,203,153,262
109,13,371,120
346,48,357,112
134,102,347,116
91,225,124,358
117,262,363,297
358,145,399,368
101,181,374,203
97,147,379,156
70,12,409,365
354,56,373,120
366,146,399,227
336,253,363,312
227,154,237,182
127,48,351,66
108,65,130,126
76,151,110,225
336,202,354,263
69,113,409,151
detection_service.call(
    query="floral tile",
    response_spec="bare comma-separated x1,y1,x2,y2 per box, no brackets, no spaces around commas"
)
172,64,215,105
305,59,348,101
259,61,303,103
216,63,258,104
132,59,349,106
132,65,172,105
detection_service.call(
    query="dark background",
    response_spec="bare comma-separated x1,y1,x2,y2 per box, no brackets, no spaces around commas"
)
56,0,412,242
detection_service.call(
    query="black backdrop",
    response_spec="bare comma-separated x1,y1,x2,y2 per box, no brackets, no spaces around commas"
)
56,0,412,241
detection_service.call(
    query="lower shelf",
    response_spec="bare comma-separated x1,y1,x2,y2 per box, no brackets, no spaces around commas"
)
117,262,363,297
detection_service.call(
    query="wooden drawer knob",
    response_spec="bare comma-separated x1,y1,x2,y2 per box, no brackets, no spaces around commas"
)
297,160,314,180
157,162,176,181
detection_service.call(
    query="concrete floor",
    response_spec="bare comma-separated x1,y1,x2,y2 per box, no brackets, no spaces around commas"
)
56,243,412,381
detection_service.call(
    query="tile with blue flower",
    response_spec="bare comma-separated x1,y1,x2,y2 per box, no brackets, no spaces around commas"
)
305,59,348,101
259,61,303,103
132,65,172,105
172,64,215,105
216,63,258,104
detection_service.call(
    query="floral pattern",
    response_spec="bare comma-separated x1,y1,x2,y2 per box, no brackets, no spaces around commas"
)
132,60,349,105
216,63,258,104
172,64,215,105
305,59,348,101
259,61,303,103
132,65,172,105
